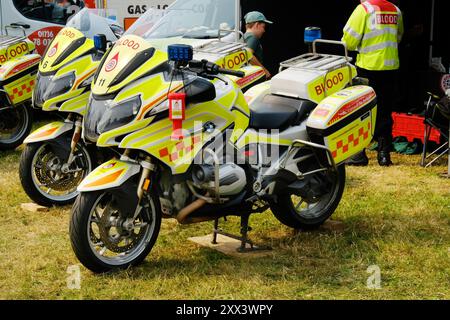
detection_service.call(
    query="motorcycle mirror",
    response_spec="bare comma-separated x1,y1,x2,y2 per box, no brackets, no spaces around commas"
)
94,34,107,53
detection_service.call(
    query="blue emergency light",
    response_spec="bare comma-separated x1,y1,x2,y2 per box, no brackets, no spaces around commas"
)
93,34,107,52
304,27,322,44
168,44,193,63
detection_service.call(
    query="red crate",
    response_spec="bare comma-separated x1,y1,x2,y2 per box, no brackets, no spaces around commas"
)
392,112,441,144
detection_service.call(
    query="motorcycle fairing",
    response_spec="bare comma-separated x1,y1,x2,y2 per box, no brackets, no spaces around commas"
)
234,129,294,150
24,121,73,144
118,101,232,174
92,36,264,97
77,159,141,192
91,35,168,95
116,72,183,121
40,54,99,111
117,82,249,175
91,73,184,147
95,117,154,147
39,27,94,74
59,91,91,116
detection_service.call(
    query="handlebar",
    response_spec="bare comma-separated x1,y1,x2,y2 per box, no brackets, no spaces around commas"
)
217,67,245,78
188,60,245,78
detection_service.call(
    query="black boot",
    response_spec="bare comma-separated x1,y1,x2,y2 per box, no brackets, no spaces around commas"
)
346,149,369,166
377,137,393,166
377,151,392,166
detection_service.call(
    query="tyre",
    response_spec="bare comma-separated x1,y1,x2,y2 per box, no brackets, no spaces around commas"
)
0,104,33,150
69,191,161,273
19,139,93,206
270,164,346,230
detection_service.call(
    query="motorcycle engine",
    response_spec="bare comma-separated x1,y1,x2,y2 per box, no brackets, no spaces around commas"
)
158,170,190,216
192,163,247,196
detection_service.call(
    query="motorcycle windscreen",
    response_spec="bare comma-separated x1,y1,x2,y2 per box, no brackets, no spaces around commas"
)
124,1,236,41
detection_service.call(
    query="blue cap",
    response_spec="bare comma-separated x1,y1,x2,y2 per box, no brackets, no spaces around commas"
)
244,11,273,24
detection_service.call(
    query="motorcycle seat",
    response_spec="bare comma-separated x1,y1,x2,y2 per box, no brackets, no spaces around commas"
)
249,94,316,131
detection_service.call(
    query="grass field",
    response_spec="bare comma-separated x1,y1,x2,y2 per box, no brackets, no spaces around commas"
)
0,143,449,299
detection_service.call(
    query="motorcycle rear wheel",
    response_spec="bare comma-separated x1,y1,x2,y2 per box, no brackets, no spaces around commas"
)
270,164,346,230
0,104,32,150
70,191,161,273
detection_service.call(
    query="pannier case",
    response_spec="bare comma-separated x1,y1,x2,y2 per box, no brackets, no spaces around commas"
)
306,85,377,164
0,35,39,106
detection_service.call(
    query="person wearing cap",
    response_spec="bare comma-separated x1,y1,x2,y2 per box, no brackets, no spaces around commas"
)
243,11,272,79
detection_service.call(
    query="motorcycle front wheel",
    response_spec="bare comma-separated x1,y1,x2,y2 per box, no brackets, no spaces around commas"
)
0,104,33,150
69,191,161,273
19,139,93,206
270,164,346,230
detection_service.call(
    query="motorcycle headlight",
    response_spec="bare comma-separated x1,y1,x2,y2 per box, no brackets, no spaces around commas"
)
33,72,52,107
44,72,76,100
84,95,142,143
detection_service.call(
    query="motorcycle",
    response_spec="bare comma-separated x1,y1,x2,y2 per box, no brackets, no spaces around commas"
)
19,9,122,206
0,24,40,150
20,1,265,207
69,35,377,272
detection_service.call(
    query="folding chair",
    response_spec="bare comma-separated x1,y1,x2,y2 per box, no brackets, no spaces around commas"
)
421,92,449,167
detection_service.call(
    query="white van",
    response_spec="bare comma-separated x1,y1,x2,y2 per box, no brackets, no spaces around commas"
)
0,0,89,55
0,1,172,55
103,0,172,30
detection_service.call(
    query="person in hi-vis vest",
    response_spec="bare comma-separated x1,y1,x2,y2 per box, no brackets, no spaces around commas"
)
342,0,403,166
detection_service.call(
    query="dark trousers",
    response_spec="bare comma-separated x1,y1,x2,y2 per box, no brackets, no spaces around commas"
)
357,67,399,152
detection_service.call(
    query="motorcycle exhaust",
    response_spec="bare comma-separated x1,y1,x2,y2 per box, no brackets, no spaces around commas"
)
176,198,207,224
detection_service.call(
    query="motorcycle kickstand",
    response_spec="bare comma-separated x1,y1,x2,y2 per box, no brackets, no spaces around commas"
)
211,214,271,253
212,216,227,245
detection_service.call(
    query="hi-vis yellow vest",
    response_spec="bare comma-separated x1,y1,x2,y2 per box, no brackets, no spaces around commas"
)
342,0,404,71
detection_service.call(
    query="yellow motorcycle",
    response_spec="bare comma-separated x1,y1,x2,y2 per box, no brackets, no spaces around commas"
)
20,2,264,207
19,9,122,206
0,24,40,150
70,36,377,272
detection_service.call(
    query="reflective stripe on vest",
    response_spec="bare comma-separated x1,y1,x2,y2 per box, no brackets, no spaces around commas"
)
362,27,398,41
362,2,376,13
384,59,398,67
344,26,362,41
359,41,398,54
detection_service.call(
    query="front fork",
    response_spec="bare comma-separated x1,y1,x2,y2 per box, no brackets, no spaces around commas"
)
122,150,156,229
59,116,83,176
